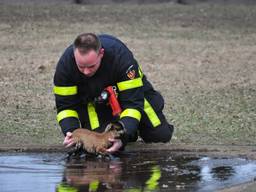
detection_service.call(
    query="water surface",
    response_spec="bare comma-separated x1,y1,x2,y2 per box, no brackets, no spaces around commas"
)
0,150,256,191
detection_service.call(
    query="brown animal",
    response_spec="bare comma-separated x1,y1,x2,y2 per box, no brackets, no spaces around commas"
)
72,123,124,154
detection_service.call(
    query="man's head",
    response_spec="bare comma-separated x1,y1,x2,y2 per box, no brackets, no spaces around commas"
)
73,33,104,77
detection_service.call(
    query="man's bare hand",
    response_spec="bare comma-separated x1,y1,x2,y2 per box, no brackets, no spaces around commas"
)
106,138,123,154
63,132,75,148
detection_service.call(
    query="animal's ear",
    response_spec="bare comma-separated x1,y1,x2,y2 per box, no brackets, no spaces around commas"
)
117,129,125,135
111,122,122,130
105,123,114,132
105,121,124,132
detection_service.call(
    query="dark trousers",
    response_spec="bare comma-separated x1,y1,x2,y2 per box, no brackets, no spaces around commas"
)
138,110,174,143
136,90,174,143
78,91,174,143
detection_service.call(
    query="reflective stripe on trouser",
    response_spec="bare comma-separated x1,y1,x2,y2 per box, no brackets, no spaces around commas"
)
87,102,100,130
139,111,173,143
144,98,161,127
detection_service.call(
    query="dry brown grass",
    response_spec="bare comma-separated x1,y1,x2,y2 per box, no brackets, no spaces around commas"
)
0,1,255,147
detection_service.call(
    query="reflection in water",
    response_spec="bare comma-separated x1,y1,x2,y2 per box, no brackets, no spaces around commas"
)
55,152,256,192
211,166,235,181
1,152,256,192
146,165,161,191
57,156,162,192
58,159,122,191
196,157,256,191
200,165,236,183
123,165,162,192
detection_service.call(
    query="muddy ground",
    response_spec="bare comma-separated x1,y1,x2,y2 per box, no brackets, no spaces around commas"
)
0,0,255,181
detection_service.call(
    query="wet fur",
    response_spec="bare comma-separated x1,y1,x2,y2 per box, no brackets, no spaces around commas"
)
72,124,124,154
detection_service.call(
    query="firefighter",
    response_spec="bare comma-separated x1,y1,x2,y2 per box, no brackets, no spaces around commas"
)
53,33,174,153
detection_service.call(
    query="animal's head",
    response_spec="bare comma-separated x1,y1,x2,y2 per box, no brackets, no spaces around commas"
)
104,122,126,136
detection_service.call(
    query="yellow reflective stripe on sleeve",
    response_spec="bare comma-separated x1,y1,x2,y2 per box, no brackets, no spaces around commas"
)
144,99,161,127
87,102,99,130
53,86,78,96
120,108,141,122
117,78,143,91
138,65,143,78
57,109,79,123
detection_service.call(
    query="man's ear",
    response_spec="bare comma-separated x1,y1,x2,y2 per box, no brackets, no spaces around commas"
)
99,48,104,56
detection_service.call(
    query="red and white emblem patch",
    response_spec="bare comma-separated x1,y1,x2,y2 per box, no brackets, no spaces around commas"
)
127,70,136,79
126,65,136,79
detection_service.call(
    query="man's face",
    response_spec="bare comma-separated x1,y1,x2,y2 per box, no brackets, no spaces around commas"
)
74,48,104,77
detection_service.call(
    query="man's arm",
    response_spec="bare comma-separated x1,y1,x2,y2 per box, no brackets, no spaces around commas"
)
115,50,144,142
53,56,81,136
105,60,143,153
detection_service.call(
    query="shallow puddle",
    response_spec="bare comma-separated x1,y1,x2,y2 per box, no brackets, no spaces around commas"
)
0,150,256,191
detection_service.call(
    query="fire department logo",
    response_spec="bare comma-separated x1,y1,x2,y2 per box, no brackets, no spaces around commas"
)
126,65,136,79
127,69,136,79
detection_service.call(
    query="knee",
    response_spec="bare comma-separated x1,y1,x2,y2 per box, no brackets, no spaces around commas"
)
141,123,174,143
162,124,174,142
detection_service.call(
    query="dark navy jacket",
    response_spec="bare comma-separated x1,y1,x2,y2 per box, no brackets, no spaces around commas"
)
54,34,158,138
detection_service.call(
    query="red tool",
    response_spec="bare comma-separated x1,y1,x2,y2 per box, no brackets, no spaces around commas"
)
98,86,122,116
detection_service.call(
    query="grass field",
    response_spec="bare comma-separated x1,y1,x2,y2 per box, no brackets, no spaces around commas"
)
0,1,255,147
